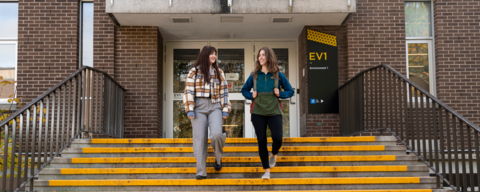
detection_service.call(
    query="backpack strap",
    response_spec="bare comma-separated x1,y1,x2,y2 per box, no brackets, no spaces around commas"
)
253,74,257,92
274,72,279,88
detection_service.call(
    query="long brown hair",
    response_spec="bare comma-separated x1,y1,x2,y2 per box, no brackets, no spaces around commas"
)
252,47,279,79
194,46,221,84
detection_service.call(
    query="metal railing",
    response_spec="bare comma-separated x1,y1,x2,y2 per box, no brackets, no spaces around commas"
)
339,64,480,192
0,66,126,192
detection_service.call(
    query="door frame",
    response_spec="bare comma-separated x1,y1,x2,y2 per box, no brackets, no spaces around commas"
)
163,39,299,138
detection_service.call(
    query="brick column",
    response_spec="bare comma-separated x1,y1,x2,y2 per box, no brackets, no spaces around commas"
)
93,0,115,76
17,0,79,103
115,26,162,138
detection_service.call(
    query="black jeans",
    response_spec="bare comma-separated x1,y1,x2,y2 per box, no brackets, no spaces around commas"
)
251,114,283,169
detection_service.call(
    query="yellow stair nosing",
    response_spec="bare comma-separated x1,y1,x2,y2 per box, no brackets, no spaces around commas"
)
48,177,421,186
70,155,397,163
59,165,409,174
90,136,377,144
81,145,386,153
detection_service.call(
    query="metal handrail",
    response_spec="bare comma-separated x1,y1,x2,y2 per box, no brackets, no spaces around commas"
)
0,66,126,192
339,63,480,192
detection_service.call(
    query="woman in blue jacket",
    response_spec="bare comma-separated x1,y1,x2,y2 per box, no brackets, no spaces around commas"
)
241,47,294,179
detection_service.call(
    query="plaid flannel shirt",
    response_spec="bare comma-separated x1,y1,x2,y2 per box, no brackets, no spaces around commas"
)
183,67,231,118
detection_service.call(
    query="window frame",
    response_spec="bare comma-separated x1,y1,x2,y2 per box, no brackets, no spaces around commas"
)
405,40,435,96
0,1,19,103
79,0,94,68
404,0,436,97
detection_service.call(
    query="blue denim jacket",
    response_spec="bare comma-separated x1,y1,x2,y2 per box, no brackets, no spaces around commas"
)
241,71,294,100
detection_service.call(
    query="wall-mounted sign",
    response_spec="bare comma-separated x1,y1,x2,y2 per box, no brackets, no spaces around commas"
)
225,73,239,81
174,93,184,100
307,29,339,114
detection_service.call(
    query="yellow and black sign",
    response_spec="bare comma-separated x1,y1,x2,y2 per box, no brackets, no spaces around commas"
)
307,29,339,114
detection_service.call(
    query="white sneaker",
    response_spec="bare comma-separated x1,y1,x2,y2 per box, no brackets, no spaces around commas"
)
269,155,277,168
261,171,270,179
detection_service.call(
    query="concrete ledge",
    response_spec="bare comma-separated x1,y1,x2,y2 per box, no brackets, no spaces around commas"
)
106,0,356,14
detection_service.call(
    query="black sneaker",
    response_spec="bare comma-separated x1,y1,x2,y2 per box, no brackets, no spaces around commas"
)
196,175,206,180
214,160,222,171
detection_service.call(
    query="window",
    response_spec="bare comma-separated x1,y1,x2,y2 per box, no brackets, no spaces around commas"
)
405,1,435,96
80,1,93,67
0,2,19,101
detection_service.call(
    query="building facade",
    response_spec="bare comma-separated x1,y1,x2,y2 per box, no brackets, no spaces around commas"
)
0,0,478,138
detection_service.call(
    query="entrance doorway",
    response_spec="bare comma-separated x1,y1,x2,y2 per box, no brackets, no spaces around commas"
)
164,41,298,138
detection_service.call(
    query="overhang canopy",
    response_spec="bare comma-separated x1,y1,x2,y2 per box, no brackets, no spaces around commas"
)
107,0,356,40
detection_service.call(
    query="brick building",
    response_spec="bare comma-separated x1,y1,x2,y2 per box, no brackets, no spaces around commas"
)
0,0,478,139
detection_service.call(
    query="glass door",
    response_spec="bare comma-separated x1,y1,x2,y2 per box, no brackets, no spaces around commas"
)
209,41,254,138
164,41,207,138
253,42,298,137
164,41,298,138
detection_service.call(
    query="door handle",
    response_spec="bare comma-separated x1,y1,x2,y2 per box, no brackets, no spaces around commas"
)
290,87,296,104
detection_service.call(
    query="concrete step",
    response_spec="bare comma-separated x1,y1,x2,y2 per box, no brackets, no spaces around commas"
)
38,165,430,179
70,136,397,148
61,145,406,158
31,190,454,192
32,177,438,191
47,155,419,168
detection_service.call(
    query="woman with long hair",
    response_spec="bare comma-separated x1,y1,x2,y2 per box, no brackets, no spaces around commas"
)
183,46,231,180
241,47,294,179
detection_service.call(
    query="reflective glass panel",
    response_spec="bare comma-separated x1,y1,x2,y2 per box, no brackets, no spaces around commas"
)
223,100,244,138
273,49,289,79
173,100,192,138
408,43,430,93
174,49,200,93
217,49,244,93
405,2,432,37
0,43,16,98
173,49,200,138
81,2,94,67
0,3,18,39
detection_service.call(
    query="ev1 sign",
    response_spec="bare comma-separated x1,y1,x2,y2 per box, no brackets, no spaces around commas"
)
307,29,339,114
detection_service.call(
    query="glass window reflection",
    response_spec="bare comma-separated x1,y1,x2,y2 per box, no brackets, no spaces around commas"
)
405,2,432,37
218,49,244,93
81,2,94,67
408,43,430,93
0,3,18,39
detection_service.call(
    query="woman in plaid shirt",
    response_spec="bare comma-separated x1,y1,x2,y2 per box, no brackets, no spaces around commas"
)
183,46,231,180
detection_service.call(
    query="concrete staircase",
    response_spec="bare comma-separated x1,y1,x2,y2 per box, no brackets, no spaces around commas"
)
32,136,453,191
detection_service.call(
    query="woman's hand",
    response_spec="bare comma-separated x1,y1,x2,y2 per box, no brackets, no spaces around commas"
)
252,91,257,99
274,88,280,97
188,116,194,119
223,116,228,119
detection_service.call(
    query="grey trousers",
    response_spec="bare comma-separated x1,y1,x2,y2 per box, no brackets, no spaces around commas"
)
191,98,226,176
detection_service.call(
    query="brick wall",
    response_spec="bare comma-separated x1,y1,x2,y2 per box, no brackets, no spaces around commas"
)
93,0,115,76
157,29,164,138
347,0,407,78
115,26,161,138
17,0,79,103
298,26,348,137
434,0,480,126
